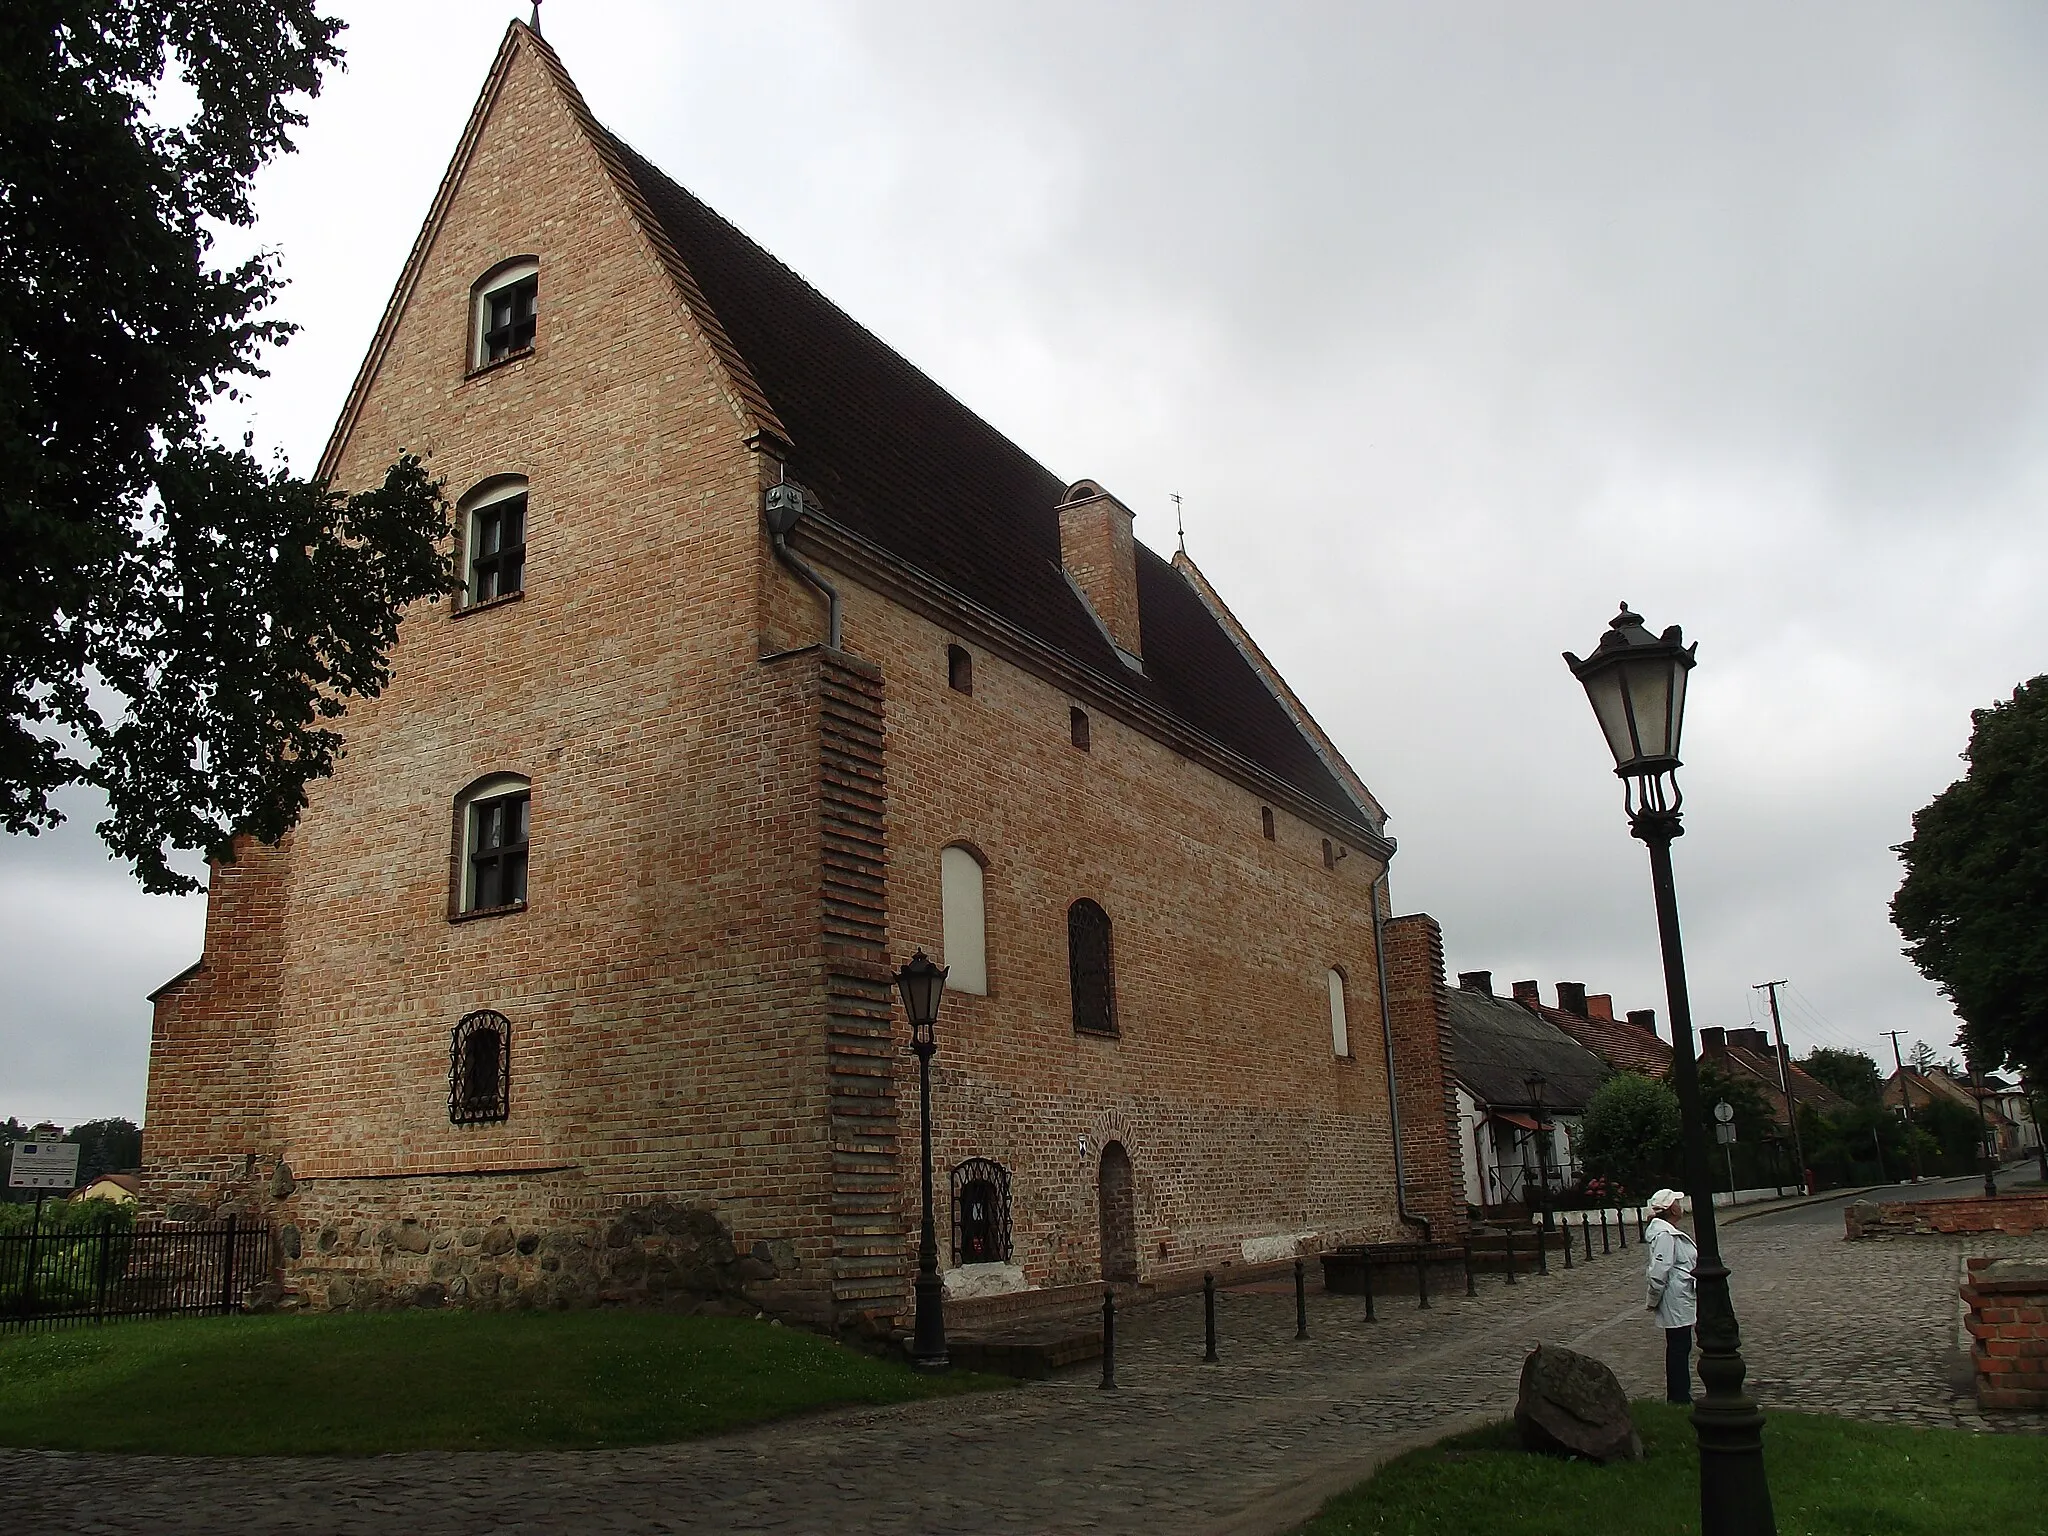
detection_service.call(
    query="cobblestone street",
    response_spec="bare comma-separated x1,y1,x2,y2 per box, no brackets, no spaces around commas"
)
5,1176,2043,1536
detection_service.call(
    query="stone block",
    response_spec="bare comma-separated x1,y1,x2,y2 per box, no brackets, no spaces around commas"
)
1514,1344,1643,1465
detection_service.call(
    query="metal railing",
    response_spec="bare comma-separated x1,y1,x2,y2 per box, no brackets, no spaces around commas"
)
0,1215,270,1331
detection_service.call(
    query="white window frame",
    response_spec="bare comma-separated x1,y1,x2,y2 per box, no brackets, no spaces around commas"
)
456,773,531,915
472,258,539,368
940,845,988,996
458,478,529,607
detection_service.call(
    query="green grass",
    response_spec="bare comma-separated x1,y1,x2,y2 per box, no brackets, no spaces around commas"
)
1297,1401,2048,1535
0,1310,1006,1455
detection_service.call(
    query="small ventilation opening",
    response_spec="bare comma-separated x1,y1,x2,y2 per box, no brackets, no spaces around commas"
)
948,644,973,695
1070,707,1090,751
1261,806,1275,841
1322,838,1335,870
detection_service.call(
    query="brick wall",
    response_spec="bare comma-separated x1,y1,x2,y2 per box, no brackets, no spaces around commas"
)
1963,1257,2048,1411
1845,1194,2048,1239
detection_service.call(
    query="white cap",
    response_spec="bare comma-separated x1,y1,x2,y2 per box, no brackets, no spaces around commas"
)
1647,1188,1686,1215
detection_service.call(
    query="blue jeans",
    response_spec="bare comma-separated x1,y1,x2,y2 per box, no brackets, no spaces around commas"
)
1666,1325,1694,1404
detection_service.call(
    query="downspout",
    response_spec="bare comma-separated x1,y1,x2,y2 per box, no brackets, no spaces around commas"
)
771,531,841,650
1371,869,1431,1241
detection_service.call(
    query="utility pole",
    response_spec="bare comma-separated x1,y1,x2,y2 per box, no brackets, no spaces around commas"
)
1882,1030,1922,1181
1754,981,1806,1194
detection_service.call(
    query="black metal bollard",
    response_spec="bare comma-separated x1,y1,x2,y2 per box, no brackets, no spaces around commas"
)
1503,1227,1517,1285
1562,1219,1573,1269
1536,1222,1549,1276
1415,1245,1431,1309
1618,1209,1628,1250
1294,1257,1309,1340
1463,1242,1477,1297
1100,1289,1116,1390
1582,1216,1593,1262
1203,1271,1218,1363
1601,1209,1612,1254
1362,1253,1377,1321
1636,1206,1646,1241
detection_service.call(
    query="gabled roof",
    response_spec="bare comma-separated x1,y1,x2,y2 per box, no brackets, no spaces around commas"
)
328,21,1379,835
1534,1003,1674,1079
1445,987,1609,1114
1704,1043,1850,1122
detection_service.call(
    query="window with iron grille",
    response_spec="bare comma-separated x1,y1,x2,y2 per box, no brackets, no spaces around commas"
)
480,274,537,363
951,1157,1012,1265
449,1010,511,1124
1067,898,1117,1036
458,779,529,914
467,490,526,605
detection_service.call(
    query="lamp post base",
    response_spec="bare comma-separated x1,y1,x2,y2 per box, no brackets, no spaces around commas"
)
910,1268,948,1370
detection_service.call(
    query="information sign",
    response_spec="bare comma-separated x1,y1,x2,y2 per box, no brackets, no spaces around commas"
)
7,1139,80,1191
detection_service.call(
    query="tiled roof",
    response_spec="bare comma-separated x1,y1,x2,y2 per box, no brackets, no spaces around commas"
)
594,132,1367,827
1445,987,1610,1113
1535,1004,1674,1079
1707,1044,1850,1123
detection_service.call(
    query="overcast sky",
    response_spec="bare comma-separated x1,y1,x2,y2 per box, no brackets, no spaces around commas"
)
7,1,2046,1126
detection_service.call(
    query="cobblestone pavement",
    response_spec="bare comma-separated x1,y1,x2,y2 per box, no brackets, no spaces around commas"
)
5,1178,2043,1536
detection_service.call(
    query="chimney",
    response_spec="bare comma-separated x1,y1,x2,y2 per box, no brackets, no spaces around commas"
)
1555,982,1588,1017
1058,480,1143,663
1700,1026,1726,1052
1511,980,1541,1007
1458,971,1493,995
1731,1027,1770,1051
1586,993,1614,1020
1626,1009,1659,1036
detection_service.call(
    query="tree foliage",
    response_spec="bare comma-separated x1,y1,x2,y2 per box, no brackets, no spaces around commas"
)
2,1,454,891
1799,1047,1885,1107
1696,1062,1777,1144
1893,677,2048,1074
1577,1072,1681,1195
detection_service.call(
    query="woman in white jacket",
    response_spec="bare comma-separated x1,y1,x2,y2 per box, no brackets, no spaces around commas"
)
1643,1188,1698,1404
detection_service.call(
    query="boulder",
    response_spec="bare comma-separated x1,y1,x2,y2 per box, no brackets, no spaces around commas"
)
1514,1344,1644,1464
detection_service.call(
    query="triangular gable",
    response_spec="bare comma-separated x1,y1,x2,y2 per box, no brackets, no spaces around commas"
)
316,20,785,483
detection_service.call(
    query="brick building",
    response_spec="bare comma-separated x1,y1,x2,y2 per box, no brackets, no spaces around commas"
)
142,21,1462,1330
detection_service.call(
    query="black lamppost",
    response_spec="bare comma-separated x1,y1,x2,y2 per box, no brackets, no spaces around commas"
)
1524,1071,1552,1228
1566,604,1775,1535
896,948,949,1370
1970,1057,1999,1200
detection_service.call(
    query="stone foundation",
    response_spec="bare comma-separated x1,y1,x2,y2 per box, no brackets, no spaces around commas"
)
1844,1194,2048,1239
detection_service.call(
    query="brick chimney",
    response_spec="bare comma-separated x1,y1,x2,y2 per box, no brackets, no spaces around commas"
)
1587,993,1614,1020
1730,1027,1770,1051
1457,971,1493,995
1555,982,1588,1017
1700,1026,1726,1052
1626,1009,1659,1036
1058,480,1142,662
1512,980,1541,1007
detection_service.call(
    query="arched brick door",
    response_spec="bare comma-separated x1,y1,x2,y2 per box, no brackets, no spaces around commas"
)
1098,1141,1138,1282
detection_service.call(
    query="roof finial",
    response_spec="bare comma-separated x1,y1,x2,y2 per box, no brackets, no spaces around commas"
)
529,0,542,34
1171,491,1185,556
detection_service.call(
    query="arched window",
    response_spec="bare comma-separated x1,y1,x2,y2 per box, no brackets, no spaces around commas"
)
1329,968,1350,1058
472,257,538,368
1068,898,1117,1036
458,477,527,607
940,845,987,996
951,1157,1011,1265
454,774,530,916
449,1009,511,1123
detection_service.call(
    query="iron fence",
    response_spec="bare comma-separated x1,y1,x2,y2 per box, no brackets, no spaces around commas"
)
0,1214,271,1331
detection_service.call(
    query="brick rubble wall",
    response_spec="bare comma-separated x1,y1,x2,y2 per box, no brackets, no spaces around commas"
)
1963,1257,2048,1411
1845,1194,2048,1239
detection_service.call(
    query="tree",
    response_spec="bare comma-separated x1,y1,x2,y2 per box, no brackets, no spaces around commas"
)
64,1116,142,1178
2,2,454,892
1577,1072,1682,1196
1907,1040,1940,1073
1799,1047,1885,1107
1893,677,2048,1074
1696,1062,1776,1144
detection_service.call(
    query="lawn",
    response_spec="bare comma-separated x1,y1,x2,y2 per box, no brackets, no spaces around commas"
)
1296,1401,2048,1535
0,1310,1004,1455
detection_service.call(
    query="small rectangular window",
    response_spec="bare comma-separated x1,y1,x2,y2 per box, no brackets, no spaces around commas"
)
482,274,537,362
1261,806,1275,840
1070,707,1090,751
469,791,530,911
948,644,973,695
469,495,527,604
1322,837,1335,870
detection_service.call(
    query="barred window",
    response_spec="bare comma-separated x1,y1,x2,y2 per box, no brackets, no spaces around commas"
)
951,1158,1012,1265
455,775,530,916
1067,898,1117,1036
450,1010,511,1124
473,259,538,367
461,480,527,606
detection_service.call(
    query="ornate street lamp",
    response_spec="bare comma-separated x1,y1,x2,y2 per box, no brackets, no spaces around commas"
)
1566,604,1775,1535
895,948,949,1369
1524,1071,1552,1227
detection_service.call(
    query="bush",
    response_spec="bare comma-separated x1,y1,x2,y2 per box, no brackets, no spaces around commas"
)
1578,1073,1682,1193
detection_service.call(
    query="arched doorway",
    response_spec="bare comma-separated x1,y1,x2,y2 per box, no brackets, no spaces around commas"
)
1097,1142,1137,1282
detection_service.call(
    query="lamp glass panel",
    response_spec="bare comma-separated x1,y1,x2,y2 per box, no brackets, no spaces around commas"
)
898,962,947,1026
1619,655,1676,762
1582,665,1635,768
1667,657,1689,760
